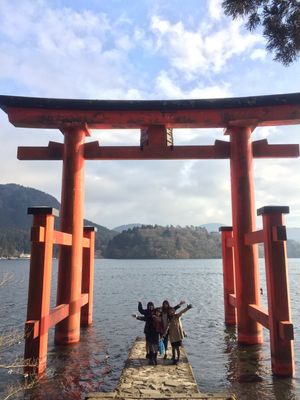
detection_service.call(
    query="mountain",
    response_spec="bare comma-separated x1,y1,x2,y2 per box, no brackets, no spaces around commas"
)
113,223,143,232
200,224,300,243
1,183,300,259
287,228,300,243
0,183,60,231
114,223,224,233
0,183,117,257
200,223,224,233
105,224,300,259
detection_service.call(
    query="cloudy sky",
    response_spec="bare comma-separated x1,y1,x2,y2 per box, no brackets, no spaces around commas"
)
0,0,300,229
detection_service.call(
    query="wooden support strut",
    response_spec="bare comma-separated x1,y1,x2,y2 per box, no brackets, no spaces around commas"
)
24,206,96,375
227,205,295,377
17,141,63,160
24,207,58,375
219,227,236,325
84,139,231,159
17,139,299,161
81,227,97,326
252,139,300,158
258,206,294,376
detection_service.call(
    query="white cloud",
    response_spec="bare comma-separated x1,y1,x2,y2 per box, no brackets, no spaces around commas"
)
155,70,231,99
150,15,262,77
115,35,134,51
255,158,300,220
208,0,223,21
83,158,232,228
0,0,139,98
89,129,140,146
155,71,183,98
250,48,267,61
252,126,279,140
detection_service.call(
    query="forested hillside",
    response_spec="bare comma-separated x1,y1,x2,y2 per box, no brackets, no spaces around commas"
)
1,184,300,259
104,225,222,259
0,183,117,257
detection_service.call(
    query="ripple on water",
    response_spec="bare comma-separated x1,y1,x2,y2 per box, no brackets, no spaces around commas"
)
0,258,300,399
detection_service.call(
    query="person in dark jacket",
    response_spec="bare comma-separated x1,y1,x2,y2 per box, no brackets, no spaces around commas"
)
135,301,155,359
138,301,154,318
133,306,162,365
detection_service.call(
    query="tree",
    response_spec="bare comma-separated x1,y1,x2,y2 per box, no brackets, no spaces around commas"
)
222,0,300,65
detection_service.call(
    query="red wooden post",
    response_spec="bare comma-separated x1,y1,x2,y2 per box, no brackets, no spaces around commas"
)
55,126,88,344
258,206,294,376
229,126,263,344
219,227,236,325
24,207,58,375
81,227,96,326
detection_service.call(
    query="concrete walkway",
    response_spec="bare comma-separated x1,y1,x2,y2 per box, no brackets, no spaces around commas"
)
86,337,236,400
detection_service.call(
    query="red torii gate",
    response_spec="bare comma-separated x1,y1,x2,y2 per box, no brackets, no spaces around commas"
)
0,93,300,377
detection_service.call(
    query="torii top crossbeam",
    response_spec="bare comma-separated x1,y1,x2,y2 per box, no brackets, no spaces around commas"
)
0,93,300,161
0,92,300,129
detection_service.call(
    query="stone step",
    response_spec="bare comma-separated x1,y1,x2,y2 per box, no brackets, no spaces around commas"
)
86,337,236,400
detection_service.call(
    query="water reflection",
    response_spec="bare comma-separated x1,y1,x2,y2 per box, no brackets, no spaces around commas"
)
223,326,297,399
24,327,110,400
224,326,264,383
271,375,297,400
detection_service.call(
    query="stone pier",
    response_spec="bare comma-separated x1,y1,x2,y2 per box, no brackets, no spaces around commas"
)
86,337,235,400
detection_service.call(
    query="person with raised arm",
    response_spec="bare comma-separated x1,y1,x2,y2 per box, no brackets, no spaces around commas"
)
167,304,193,364
133,305,162,365
160,299,185,359
135,301,155,359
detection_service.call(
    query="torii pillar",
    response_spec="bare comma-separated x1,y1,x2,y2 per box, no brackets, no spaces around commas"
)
228,125,263,345
55,125,89,344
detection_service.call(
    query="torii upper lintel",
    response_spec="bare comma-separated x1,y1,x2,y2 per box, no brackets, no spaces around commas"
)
1,92,300,129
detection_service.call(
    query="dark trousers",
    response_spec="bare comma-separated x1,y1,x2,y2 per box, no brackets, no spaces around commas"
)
171,341,181,361
163,332,169,352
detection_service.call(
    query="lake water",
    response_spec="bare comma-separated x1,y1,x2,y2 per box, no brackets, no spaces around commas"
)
0,258,300,400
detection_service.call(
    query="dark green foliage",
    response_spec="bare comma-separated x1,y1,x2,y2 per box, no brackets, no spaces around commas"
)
91,223,118,258
286,239,300,258
0,229,30,257
2,184,300,259
0,183,117,258
258,240,300,258
105,226,300,259
0,183,59,257
222,0,300,65
104,225,222,259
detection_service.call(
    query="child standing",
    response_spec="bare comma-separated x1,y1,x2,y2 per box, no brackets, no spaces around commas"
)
167,304,192,364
